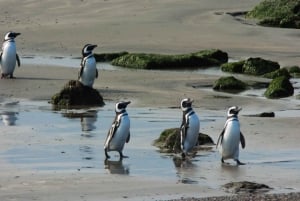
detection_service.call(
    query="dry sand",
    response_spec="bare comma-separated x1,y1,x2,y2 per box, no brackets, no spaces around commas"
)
0,0,300,200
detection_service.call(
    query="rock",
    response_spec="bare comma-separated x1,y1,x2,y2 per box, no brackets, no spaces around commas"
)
51,80,105,108
288,65,300,78
263,68,291,79
220,60,245,73
213,76,247,92
223,181,272,194
246,112,275,117
264,76,294,98
243,57,280,75
111,49,228,69
153,128,214,153
247,0,300,29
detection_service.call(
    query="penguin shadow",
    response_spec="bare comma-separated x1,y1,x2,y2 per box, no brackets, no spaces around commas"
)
173,156,199,184
104,159,130,175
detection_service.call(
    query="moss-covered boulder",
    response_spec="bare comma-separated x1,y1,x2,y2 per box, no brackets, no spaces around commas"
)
221,60,245,73
223,181,272,194
51,80,105,108
221,58,280,76
243,57,280,75
247,0,300,29
264,76,294,98
153,128,214,153
94,51,129,62
111,49,228,69
213,76,247,92
288,66,300,78
263,68,291,79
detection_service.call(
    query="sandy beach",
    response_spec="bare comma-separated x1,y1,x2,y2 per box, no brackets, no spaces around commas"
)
0,0,300,200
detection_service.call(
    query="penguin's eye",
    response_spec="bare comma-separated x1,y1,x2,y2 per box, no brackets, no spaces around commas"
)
182,102,191,108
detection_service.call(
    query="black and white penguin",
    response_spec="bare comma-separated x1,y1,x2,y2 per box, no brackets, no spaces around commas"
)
0,31,21,79
78,44,98,87
216,106,246,165
104,101,131,159
180,98,200,159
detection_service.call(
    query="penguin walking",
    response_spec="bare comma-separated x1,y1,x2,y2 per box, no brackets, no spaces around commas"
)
78,44,98,87
179,98,200,159
104,101,131,159
216,106,246,165
0,31,21,79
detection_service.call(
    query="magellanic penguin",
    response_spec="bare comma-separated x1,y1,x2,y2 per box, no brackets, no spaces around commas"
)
180,98,200,159
104,101,131,159
78,44,98,87
0,31,21,79
216,106,246,165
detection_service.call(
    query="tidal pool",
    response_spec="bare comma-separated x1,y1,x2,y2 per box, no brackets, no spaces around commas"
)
0,99,300,192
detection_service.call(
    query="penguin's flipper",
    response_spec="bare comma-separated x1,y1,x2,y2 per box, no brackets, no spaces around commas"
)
16,54,21,67
240,132,246,149
0,51,2,62
216,128,225,148
104,122,118,149
180,124,186,147
96,69,98,78
78,66,84,79
126,132,130,143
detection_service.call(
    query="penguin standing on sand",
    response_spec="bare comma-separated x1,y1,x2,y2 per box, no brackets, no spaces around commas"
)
0,31,21,79
216,106,246,165
104,101,131,159
180,98,200,159
78,44,98,87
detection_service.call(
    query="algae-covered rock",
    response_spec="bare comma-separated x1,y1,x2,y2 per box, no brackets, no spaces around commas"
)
288,66,300,78
153,128,214,153
94,51,129,62
247,0,300,29
263,68,291,79
111,49,228,69
223,181,272,194
243,57,280,75
220,60,245,73
51,80,105,108
213,76,247,92
264,76,294,98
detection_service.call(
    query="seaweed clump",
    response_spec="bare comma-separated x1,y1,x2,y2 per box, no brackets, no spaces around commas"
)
111,49,228,69
51,80,105,108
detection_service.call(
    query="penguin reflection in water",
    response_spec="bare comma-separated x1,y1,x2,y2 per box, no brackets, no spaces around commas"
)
78,44,98,87
216,106,246,165
179,98,200,159
0,31,21,79
104,101,131,159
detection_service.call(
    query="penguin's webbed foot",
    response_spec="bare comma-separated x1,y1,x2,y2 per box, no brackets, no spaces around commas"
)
9,74,16,79
221,158,225,163
235,159,245,166
104,148,110,159
181,152,186,160
119,151,128,159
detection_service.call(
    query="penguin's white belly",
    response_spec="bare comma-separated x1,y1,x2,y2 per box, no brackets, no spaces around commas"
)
183,115,200,152
108,117,130,151
80,58,97,87
1,45,17,74
220,122,240,160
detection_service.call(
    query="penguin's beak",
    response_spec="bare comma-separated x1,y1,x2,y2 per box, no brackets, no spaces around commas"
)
124,101,131,106
14,33,21,37
91,44,97,49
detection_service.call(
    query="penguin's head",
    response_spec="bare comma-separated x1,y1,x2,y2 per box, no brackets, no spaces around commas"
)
180,98,193,112
82,44,97,57
115,101,131,113
4,31,21,41
227,106,242,117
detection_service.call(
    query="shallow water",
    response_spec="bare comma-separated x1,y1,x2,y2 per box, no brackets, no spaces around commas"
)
1,99,300,192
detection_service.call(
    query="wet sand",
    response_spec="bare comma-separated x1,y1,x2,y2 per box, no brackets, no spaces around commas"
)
0,0,300,200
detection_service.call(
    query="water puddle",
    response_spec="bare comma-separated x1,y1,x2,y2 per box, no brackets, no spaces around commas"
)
0,99,300,192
